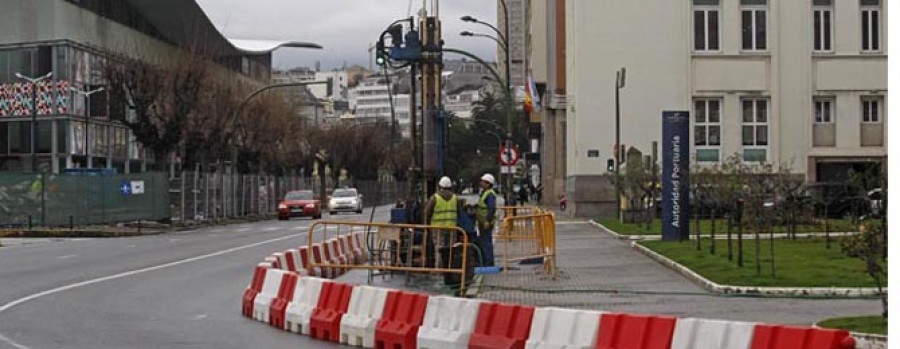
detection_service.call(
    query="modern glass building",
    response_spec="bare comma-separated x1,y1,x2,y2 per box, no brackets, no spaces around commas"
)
0,0,315,173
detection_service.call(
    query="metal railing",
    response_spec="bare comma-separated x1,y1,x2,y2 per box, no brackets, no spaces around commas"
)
305,220,471,296
497,206,557,276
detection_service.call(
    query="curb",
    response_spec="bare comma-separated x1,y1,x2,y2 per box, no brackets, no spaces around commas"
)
813,323,887,349
630,241,885,298
0,229,167,238
589,219,858,241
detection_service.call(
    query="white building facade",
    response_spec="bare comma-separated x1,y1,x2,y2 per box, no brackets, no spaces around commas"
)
565,0,887,217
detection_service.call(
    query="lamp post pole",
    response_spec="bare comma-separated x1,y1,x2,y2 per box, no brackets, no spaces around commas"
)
15,72,53,173
70,87,105,169
229,81,330,172
615,67,626,221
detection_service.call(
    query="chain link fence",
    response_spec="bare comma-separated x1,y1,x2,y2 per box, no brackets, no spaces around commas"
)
0,172,169,227
168,169,409,224
0,170,409,228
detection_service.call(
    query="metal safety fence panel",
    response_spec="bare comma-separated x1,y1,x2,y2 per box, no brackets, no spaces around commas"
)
497,208,557,276
498,206,544,218
305,221,471,296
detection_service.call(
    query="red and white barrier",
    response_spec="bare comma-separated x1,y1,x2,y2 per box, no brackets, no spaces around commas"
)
418,296,483,349
252,268,289,322
243,246,858,349
526,307,603,349
284,276,326,334
340,285,390,347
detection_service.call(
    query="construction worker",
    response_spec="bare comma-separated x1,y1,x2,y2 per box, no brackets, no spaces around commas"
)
424,176,461,228
424,176,462,268
476,173,498,267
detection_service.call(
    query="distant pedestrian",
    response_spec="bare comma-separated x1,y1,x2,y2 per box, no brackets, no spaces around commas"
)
559,194,567,211
517,184,529,206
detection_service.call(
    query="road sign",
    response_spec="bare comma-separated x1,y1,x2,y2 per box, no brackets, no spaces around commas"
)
119,181,131,196
131,180,145,195
498,146,520,166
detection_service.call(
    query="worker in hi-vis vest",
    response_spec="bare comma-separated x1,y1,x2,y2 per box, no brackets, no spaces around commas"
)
476,173,498,267
424,176,463,268
424,176,462,228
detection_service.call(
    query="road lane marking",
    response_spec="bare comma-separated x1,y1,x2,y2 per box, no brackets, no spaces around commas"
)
291,225,309,231
262,227,280,232
235,227,253,232
0,231,306,349
57,255,77,260
169,239,182,242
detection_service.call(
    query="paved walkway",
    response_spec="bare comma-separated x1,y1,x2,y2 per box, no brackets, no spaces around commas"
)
477,215,882,326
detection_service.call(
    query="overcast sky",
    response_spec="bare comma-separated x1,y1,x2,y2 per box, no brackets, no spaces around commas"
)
196,0,498,70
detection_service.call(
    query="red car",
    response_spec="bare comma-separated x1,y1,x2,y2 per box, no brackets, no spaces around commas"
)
278,190,322,220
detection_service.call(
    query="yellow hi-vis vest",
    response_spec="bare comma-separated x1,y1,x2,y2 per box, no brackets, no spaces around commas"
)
431,194,458,228
477,188,497,223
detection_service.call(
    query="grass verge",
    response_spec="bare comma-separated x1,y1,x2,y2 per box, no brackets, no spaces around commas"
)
818,315,887,335
640,238,882,288
599,218,863,236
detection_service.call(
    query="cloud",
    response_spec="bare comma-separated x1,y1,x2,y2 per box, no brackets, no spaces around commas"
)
196,0,498,70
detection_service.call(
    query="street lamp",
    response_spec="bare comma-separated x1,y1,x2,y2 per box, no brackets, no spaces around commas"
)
70,86,105,168
615,67,626,220
15,72,53,173
461,4,515,199
460,31,507,51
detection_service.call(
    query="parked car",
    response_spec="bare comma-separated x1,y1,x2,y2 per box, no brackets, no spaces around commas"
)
798,182,869,218
868,188,884,218
278,190,321,220
329,188,363,214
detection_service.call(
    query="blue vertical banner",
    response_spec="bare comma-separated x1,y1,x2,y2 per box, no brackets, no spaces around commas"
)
661,111,690,241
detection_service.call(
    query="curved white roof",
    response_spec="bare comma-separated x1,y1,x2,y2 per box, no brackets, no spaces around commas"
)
228,39,323,54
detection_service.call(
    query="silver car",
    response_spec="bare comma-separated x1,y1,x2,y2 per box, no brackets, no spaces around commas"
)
329,188,363,214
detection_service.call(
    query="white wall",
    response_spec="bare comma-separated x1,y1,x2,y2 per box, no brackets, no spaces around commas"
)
566,0,689,176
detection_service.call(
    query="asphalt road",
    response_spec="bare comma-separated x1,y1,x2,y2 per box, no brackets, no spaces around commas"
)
0,208,389,349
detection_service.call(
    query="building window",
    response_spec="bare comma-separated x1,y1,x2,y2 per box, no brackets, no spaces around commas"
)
814,98,834,123
813,0,833,52
862,97,882,123
861,0,881,52
742,99,768,162
694,98,721,162
693,0,720,51
741,0,768,51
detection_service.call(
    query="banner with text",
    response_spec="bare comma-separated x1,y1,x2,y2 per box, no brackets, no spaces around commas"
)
661,111,690,241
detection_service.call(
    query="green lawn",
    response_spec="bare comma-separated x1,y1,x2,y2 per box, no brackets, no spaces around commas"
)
640,238,882,288
598,218,863,236
818,315,887,335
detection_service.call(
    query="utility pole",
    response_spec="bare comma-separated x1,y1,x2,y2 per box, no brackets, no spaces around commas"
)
615,67,625,221
420,11,442,205
16,72,53,173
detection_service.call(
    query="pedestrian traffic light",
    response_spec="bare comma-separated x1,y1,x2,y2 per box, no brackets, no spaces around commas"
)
607,158,614,172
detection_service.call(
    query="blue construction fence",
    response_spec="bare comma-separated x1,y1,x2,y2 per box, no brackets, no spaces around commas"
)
0,172,169,227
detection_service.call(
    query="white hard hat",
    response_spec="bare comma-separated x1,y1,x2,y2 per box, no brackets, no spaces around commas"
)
438,176,453,188
480,173,495,185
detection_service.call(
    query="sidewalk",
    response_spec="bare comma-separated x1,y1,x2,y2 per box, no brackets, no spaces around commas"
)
475,216,882,326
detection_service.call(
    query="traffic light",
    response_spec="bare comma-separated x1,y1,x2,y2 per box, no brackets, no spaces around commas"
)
607,158,614,172
375,40,387,66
